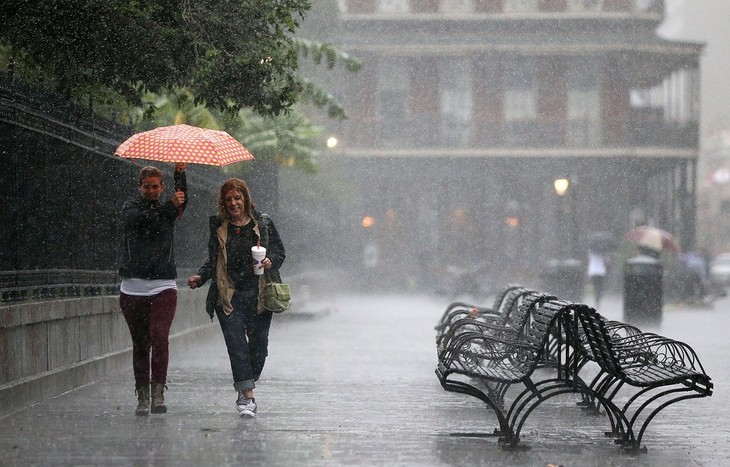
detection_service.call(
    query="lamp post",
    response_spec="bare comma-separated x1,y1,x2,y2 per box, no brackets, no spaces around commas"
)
545,177,584,301
554,178,571,258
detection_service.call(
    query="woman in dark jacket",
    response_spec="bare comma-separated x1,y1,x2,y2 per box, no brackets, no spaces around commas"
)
118,164,187,416
187,178,285,418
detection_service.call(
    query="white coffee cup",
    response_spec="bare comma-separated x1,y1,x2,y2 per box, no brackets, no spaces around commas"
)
251,246,266,275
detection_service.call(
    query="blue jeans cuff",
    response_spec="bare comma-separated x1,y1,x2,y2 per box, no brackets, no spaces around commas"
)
234,380,255,392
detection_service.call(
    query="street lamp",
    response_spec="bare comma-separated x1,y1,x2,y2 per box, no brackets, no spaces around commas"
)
554,178,569,258
554,178,569,197
548,177,583,301
553,177,578,258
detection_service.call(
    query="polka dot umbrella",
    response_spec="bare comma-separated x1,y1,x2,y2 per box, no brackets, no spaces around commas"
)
115,124,254,166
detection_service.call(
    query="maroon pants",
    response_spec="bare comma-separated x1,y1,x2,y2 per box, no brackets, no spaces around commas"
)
120,289,177,387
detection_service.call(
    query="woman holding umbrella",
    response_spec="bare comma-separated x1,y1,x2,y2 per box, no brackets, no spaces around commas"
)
115,124,257,416
118,163,187,416
187,178,285,418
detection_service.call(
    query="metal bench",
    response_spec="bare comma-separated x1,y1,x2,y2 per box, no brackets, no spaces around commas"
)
575,306,713,452
434,284,528,335
436,297,596,448
435,289,545,361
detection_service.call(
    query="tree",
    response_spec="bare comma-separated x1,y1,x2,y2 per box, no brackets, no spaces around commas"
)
0,0,311,116
293,38,361,120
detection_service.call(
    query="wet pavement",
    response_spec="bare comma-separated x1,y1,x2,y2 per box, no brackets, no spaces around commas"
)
1,290,729,466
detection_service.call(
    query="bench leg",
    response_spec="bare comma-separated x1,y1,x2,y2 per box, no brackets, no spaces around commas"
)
436,369,513,440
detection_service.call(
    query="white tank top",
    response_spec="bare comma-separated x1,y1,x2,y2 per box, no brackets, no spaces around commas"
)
120,278,177,296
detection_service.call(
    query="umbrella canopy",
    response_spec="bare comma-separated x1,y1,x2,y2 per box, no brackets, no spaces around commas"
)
625,226,681,253
115,124,254,166
586,230,617,253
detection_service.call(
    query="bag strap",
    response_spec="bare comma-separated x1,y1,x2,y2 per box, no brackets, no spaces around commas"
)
261,213,270,248
260,213,282,283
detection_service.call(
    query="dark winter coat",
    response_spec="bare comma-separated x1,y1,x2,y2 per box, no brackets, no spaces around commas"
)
118,172,187,279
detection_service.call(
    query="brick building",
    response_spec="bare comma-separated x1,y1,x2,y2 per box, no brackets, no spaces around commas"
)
315,0,702,286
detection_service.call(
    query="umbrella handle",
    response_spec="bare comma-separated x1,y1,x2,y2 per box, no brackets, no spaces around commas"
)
173,164,186,219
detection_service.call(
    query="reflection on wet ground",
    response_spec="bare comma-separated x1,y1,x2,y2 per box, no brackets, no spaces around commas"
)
0,292,728,465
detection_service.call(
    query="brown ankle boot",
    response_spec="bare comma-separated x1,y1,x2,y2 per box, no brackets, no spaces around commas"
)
135,385,150,416
151,382,167,414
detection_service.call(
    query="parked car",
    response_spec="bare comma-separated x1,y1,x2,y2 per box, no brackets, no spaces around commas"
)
709,253,730,286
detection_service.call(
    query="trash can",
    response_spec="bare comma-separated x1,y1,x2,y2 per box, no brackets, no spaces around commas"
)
540,259,585,302
623,255,663,324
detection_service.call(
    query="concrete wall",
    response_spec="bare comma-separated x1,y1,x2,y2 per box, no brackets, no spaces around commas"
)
0,287,213,417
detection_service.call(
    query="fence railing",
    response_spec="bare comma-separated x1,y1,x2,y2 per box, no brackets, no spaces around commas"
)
0,71,132,153
0,269,120,303
0,269,203,303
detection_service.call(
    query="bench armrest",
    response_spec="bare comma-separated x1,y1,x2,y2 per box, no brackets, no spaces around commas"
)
437,316,522,348
613,334,707,373
438,330,537,367
435,305,497,331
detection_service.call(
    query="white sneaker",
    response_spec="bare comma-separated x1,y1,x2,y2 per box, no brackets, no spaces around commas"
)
236,392,257,418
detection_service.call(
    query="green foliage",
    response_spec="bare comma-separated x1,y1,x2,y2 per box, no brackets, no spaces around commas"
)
229,108,321,173
133,88,221,130
0,1,359,173
0,0,311,116
133,88,322,172
293,38,361,73
291,38,361,121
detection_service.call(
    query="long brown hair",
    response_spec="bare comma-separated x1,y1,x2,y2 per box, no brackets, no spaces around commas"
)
217,178,254,221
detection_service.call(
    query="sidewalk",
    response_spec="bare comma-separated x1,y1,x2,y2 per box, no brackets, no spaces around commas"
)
1,291,728,466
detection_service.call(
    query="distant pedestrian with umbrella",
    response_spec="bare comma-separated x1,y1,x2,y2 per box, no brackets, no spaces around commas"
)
587,250,609,307
118,163,187,416
586,231,615,307
187,178,285,418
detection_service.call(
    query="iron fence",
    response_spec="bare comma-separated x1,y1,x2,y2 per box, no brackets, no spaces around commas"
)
0,269,120,302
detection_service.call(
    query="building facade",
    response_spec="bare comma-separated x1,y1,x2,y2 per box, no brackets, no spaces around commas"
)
316,0,702,287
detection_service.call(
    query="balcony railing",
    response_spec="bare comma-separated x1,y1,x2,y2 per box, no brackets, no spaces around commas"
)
347,117,697,150
342,0,664,16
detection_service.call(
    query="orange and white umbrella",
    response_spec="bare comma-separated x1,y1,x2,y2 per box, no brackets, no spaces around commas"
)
115,124,254,166
625,226,681,253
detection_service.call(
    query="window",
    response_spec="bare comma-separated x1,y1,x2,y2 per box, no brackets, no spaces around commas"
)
505,89,537,120
567,0,601,11
566,57,600,145
377,59,411,145
503,58,536,121
630,68,700,125
504,0,538,11
377,0,409,12
503,57,537,144
538,0,567,11
603,0,630,11
346,0,376,13
665,68,700,124
474,0,503,12
440,0,474,13
440,58,473,146
410,0,439,12
567,90,600,145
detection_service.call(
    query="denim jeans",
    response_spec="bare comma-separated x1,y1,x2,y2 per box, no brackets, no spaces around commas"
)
120,289,177,388
216,290,273,391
